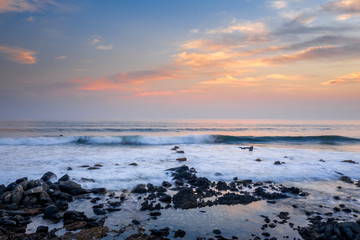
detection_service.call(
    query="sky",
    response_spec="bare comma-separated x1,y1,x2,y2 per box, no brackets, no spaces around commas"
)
0,0,360,120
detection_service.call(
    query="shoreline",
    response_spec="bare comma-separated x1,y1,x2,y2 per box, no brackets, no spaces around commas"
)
1,162,360,239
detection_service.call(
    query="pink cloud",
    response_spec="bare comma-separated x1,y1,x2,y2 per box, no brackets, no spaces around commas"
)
0,46,37,64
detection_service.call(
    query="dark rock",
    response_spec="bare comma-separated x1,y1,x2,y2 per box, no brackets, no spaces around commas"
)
36,225,49,233
173,188,197,209
94,164,103,167
274,161,281,165
67,167,72,170
150,227,170,237
59,180,90,195
255,187,288,199
81,177,95,183
41,172,57,182
217,192,257,205
213,229,221,235
339,176,354,184
176,158,187,162
175,179,184,186
87,167,100,170
6,182,18,191
129,163,138,166
63,211,88,225
159,194,172,203
0,184,6,195
80,165,89,167
262,232,270,237
38,191,53,204
214,172,223,176
54,200,68,211
132,219,140,225
27,179,42,189
342,160,357,164
24,185,43,195
162,181,172,188
93,208,106,215
43,204,59,219
11,185,24,205
58,174,70,182
131,184,147,194
176,150,185,154
174,229,186,238
150,212,161,217
91,188,107,195
216,181,228,191
235,179,252,184
255,158,262,162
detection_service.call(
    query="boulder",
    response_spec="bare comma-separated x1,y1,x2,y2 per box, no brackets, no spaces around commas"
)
43,204,59,219
131,184,147,194
41,172,57,182
24,186,44,195
58,174,70,182
91,188,107,195
36,225,49,233
63,211,88,225
172,188,197,209
38,191,53,204
11,185,24,205
59,180,90,195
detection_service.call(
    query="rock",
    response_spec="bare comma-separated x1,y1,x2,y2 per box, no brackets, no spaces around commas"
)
150,212,161,217
93,208,106,215
43,204,59,219
41,172,57,182
339,176,354,184
94,164,103,167
150,227,170,237
174,229,186,238
63,211,88,225
213,229,221,235
159,194,172,203
175,179,184,186
81,177,95,183
24,186,44,195
171,146,180,150
80,165,89,167
216,181,228,191
38,191,53,204
342,160,357,164
255,158,262,162
129,163,138,166
3,219,17,225
132,219,140,225
235,179,252,184
27,179,42,189
217,193,257,205
11,185,24,205
36,225,49,233
162,181,172,188
173,188,197,209
87,167,100,170
91,188,107,194
214,172,223,176
67,167,73,170
176,150,185,154
131,184,147,194
176,158,187,162
58,174,70,182
55,200,68,211
0,184,6,195
274,161,281,165
59,180,90,195
255,187,288,199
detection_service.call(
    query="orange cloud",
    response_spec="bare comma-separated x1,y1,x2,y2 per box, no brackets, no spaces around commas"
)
0,46,37,64
322,72,360,85
266,74,302,80
176,51,235,67
200,76,260,86
75,69,179,91
207,21,266,34
134,91,174,97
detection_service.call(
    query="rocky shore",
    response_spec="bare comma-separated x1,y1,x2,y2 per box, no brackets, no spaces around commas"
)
1,158,360,239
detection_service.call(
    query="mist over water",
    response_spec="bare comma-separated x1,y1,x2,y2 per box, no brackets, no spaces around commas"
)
0,120,359,191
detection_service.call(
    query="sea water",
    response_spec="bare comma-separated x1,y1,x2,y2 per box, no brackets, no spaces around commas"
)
0,120,359,190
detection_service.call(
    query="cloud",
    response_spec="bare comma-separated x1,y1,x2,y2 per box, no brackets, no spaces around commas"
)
207,21,266,34
96,44,113,50
55,55,67,60
0,46,37,64
322,72,360,85
269,1,288,9
200,76,259,86
26,16,34,22
189,28,199,34
134,91,174,97
75,69,178,91
91,37,100,45
266,74,302,80
322,0,360,20
0,0,59,13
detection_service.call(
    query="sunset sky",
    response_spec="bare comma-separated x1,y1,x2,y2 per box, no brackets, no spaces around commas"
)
0,0,360,120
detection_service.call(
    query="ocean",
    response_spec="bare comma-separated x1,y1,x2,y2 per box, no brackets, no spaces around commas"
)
1,119,360,238
0,119,359,190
